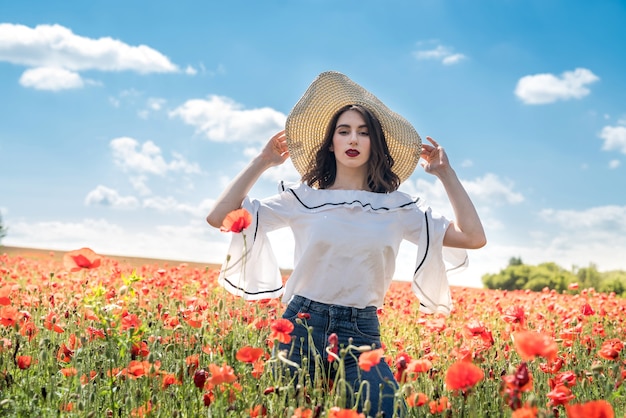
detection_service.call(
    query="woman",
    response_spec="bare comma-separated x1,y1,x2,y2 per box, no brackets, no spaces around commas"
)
207,71,486,417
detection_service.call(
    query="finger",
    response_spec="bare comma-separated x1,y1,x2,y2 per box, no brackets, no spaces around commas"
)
425,136,439,148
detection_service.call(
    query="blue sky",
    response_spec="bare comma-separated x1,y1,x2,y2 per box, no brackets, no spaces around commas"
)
1,0,625,288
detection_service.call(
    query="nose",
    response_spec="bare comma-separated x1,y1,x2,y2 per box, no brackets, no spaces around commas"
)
348,132,358,145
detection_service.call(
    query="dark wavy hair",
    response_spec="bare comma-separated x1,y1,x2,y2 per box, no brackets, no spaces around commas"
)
301,105,400,193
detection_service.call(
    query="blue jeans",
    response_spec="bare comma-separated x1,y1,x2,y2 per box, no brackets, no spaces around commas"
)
277,295,406,417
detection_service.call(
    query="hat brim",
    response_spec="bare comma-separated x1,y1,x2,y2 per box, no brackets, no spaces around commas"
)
285,71,421,184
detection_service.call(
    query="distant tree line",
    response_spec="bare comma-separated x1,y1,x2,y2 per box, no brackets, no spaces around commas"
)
0,214,6,245
482,257,626,297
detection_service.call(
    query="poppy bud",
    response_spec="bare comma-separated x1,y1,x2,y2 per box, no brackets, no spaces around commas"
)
193,369,207,389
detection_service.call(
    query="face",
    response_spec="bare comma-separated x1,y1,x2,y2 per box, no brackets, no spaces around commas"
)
329,109,371,175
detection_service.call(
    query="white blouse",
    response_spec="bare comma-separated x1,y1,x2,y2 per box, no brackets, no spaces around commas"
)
217,182,468,315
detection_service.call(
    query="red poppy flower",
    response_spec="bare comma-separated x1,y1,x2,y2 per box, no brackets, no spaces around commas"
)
131,341,150,358
327,332,340,362
581,303,595,316
406,358,433,376
126,360,151,378
19,319,38,341
512,331,558,362
0,306,20,327
502,305,526,328
464,320,487,337
502,362,533,393
63,247,102,272
161,373,180,389
87,326,106,341
59,367,78,377
550,370,576,389
17,355,32,369
445,360,484,393
546,384,575,406
57,343,74,363
249,404,267,417
44,311,65,333
358,348,384,372
565,400,614,418
429,396,451,414
220,208,252,233
251,358,265,379
292,407,313,418
406,391,428,407
598,338,623,361
0,285,11,306
207,362,237,386
236,346,264,363
121,313,142,331
270,318,294,344
327,407,365,418
511,405,538,418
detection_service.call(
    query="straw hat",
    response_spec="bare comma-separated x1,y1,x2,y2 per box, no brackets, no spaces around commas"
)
285,71,421,184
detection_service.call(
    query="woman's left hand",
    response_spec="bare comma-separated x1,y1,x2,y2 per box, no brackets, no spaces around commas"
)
420,136,450,175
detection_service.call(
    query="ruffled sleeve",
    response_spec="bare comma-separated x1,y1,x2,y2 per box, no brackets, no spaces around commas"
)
411,206,468,315
217,197,285,300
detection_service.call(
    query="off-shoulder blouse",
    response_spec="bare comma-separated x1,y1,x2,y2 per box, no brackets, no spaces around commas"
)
217,182,467,314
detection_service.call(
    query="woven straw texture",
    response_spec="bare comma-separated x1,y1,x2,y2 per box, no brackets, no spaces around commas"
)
285,71,421,184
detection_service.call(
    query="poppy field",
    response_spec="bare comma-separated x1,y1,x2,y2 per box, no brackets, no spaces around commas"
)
0,248,625,417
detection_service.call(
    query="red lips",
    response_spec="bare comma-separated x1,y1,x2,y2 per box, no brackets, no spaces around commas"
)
346,149,360,157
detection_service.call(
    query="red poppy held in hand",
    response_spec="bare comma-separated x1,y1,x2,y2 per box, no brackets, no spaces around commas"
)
63,247,102,272
220,208,252,233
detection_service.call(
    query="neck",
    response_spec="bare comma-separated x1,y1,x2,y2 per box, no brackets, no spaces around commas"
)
328,170,369,191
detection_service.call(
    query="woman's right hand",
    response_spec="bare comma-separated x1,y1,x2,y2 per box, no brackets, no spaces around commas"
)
206,130,290,228
260,130,289,167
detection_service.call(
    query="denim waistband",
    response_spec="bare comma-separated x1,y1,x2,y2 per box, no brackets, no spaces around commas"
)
289,295,378,320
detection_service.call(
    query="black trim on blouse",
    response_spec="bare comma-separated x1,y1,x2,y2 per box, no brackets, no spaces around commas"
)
287,187,420,211
222,277,284,296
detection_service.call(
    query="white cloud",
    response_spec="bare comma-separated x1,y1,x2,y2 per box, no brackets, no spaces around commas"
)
541,205,626,231
609,159,621,169
18,67,84,91
142,196,213,218
401,172,523,210
532,205,626,270
138,98,166,118
110,137,201,175
442,53,466,65
2,217,225,264
600,125,626,154
514,68,599,105
84,185,140,209
147,98,166,111
0,23,179,90
262,160,300,184
413,42,467,65
130,175,152,195
170,95,286,143
184,65,197,75
460,159,474,168
0,23,178,72
464,173,525,205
